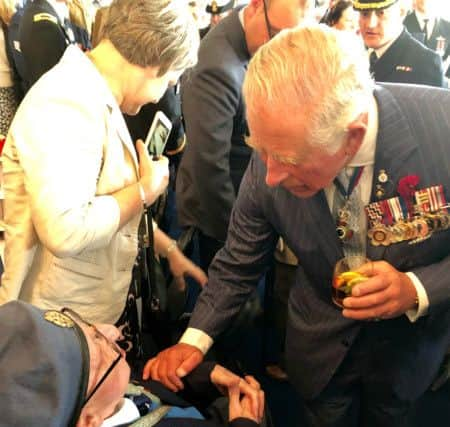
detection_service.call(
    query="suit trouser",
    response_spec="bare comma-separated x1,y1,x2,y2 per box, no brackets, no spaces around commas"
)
299,325,413,427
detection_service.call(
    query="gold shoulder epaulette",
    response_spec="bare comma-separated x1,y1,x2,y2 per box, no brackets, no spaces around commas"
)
33,13,58,24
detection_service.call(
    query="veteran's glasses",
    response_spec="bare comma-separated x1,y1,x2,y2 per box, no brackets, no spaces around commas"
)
61,308,123,406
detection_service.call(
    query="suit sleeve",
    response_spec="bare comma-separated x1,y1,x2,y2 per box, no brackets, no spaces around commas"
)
21,20,67,87
411,254,450,315
181,62,243,241
188,154,278,338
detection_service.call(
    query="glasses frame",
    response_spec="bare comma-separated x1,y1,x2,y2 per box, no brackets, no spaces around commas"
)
61,308,123,406
262,0,275,40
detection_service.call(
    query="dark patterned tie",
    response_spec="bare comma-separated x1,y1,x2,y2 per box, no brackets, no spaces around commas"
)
369,50,378,75
423,18,429,43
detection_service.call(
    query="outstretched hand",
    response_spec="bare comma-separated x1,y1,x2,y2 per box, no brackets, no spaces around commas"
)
342,260,418,321
167,248,208,290
142,343,204,391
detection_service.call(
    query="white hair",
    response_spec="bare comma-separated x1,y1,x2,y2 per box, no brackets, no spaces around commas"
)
243,24,374,153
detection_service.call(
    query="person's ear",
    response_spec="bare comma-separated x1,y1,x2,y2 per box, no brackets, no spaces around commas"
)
76,411,103,427
344,112,368,158
247,0,264,18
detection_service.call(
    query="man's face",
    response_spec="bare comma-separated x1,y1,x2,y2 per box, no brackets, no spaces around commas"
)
247,106,350,198
121,67,183,115
359,4,403,49
78,323,130,423
415,0,436,15
245,0,312,53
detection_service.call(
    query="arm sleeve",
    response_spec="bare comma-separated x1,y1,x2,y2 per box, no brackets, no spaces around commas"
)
188,155,278,338
181,63,243,240
14,95,120,257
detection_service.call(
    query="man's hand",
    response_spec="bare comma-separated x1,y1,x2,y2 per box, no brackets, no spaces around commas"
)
228,376,264,424
142,343,203,391
342,260,418,321
136,140,169,205
167,248,208,290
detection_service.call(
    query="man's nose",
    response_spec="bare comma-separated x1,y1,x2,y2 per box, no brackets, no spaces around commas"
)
265,157,289,187
367,12,378,28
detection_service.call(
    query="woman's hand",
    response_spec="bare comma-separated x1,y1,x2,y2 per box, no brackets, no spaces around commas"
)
167,247,208,290
136,140,169,205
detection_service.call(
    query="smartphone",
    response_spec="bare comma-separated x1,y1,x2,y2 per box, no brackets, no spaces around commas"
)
144,111,173,156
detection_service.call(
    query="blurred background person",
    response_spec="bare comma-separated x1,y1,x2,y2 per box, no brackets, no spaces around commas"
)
322,0,359,33
355,0,445,87
17,0,91,93
404,0,450,76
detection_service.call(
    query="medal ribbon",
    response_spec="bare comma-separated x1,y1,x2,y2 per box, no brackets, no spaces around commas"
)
334,166,365,200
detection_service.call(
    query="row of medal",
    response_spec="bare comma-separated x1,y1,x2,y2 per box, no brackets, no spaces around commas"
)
365,185,449,246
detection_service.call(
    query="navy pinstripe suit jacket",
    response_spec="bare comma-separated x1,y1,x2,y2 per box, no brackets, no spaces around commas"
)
189,84,450,400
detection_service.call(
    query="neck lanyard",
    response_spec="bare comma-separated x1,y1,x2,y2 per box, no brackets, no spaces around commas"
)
334,166,365,200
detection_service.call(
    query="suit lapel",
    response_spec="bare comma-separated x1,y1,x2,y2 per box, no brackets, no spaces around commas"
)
367,85,419,260
374,30,409,81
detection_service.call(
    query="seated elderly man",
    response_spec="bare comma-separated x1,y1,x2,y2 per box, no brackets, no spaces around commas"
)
0,301,264,427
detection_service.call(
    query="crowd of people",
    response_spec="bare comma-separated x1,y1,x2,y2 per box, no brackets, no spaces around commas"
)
0,0,449,426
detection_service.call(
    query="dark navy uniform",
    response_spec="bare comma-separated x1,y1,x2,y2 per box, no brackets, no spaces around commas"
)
404,11,450,61
18,0,88,92
372,29,445,87
404,11,450,77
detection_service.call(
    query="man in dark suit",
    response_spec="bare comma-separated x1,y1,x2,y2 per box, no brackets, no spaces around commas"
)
144,25,450,426
355,0,445,87
176,0,313,270
403,0,450,72
18,0,90,92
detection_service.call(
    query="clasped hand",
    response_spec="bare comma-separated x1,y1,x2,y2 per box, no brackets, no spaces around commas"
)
342,260,418,320
143,345,264,423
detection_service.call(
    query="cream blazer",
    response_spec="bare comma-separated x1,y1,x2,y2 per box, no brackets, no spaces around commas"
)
0,46,142,323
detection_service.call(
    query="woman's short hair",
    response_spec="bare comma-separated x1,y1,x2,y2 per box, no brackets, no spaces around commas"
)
101,0,199,76
321,1,353,27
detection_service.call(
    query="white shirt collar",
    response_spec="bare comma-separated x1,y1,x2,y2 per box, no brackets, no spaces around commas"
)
47,0,69,23
414,10,436,36
347,94,378,167
372,28,403,59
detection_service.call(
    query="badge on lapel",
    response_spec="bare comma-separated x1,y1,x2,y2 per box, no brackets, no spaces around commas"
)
395,65,413,72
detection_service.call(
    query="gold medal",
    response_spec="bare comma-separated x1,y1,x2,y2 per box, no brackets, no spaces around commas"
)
368,224,391,246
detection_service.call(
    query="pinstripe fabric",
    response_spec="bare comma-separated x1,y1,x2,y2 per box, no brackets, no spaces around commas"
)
189,84,450,401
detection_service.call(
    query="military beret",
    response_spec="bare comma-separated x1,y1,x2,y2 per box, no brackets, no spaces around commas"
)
0,301,90,427
353,0,398,10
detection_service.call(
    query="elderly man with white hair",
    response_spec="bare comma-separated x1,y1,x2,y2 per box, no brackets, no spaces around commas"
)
146,24,450,426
